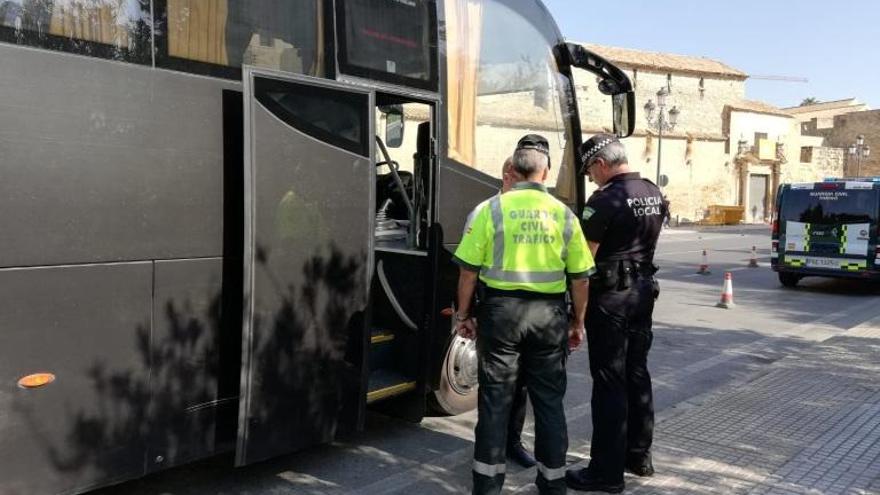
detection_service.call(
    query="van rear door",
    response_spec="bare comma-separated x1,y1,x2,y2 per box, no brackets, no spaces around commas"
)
779,183,877,272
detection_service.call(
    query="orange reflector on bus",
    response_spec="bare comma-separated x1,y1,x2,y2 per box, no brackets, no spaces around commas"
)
17,373,55,389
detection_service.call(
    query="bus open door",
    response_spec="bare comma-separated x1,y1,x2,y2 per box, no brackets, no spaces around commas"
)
236,67,376,465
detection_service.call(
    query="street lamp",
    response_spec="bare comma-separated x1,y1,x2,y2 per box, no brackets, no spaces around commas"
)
737,137,750,156
644,87,680,186
848,134,871,177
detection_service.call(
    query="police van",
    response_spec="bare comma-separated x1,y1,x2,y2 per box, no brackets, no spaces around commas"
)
772,178,880,287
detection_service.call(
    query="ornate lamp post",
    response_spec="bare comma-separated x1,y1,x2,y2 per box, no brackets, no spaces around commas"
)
848,134,871,177
643,87,680,186
737,137,750,157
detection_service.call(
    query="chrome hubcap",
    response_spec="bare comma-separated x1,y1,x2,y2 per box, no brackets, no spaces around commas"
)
449,335,478,394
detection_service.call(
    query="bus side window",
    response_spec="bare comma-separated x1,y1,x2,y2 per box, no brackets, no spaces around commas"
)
0,0,151,63
156,0,326,79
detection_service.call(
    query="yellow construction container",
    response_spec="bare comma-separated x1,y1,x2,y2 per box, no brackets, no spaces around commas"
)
702,205,744,225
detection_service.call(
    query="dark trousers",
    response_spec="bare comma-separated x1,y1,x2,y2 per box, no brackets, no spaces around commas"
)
585,276,655,482
472,295,569,495
507,382,528,448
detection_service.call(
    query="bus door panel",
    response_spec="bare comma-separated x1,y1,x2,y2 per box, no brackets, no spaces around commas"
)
237,68,374,466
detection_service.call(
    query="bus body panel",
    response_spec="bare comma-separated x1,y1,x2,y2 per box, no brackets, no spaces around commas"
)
436,162,498,246
148,257,239,472
0,262,152,495
0,44,242,494
0,44,232,267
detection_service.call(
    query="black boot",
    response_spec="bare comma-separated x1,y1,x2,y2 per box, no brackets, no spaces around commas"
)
506,442,537,468
625,455,654,477
564,467,624,493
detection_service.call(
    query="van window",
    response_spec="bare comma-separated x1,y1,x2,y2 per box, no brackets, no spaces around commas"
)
0,0,151,63
782,188,878,225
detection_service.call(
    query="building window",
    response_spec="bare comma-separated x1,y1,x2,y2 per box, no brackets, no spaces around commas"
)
666,73,672,90
800,146,813,163
633,68,638,89
699,77,705,98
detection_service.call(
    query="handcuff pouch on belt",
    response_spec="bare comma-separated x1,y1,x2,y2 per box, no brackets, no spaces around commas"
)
591,260,659,293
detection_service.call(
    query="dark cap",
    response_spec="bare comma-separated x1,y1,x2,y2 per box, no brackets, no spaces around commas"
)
579,133,619,169
516,134,550,156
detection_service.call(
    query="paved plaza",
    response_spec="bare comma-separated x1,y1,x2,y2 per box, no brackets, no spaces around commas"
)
583,320,880,495
97,227,880,495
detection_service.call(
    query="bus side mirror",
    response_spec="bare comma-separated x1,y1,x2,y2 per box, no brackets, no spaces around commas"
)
612,92,636,138
560,43,636,138
384,106,405,148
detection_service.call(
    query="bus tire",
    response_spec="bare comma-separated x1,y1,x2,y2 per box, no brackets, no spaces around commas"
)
779,272,800,288
430,332,478,415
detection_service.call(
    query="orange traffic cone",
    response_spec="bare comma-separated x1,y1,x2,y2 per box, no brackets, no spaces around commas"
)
716,272,735,309
748,246,759,268
697,249,711,275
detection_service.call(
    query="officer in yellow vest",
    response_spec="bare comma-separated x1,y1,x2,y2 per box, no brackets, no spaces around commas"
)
454,135,595,495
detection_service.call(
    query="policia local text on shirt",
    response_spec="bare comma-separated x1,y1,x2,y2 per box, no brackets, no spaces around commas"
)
565,134,665,494
453,135,595,495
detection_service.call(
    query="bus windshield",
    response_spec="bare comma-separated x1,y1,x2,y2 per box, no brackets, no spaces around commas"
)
445,0,577,199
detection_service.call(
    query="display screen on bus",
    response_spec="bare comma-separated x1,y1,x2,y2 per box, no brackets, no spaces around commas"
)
336,0,437,91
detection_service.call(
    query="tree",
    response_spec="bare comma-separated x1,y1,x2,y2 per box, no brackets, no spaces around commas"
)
800,97,819,106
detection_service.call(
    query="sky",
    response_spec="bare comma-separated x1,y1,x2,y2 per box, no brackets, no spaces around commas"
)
541,0,880,109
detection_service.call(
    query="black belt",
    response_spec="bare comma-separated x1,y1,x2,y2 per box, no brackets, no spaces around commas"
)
483,287,566,301
595,260,657,277
591,260,658,291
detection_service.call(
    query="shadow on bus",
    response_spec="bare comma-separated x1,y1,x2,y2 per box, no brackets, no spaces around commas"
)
16,245,404,494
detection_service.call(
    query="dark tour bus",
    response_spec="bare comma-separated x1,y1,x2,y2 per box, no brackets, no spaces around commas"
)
772,179,880,287
0,1,635,493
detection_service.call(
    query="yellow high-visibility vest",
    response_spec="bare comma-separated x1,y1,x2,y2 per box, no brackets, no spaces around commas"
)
454,182,595,293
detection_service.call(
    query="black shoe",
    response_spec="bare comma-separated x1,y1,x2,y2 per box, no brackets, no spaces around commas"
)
506,442,537,468
625,456,655,477
565,467,624,493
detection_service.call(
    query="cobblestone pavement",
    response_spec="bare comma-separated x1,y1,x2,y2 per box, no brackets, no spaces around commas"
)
567,323,880,495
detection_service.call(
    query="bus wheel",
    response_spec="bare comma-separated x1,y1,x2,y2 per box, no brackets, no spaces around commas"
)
779,272,800,288
431,333,478,415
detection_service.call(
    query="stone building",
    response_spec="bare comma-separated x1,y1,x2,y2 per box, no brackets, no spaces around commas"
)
785,98,870,137
575,44,844,223
782,100,876,178
824,110,880,176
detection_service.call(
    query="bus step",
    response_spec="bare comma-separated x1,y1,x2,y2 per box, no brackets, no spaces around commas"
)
370,328,395,344
369,329,396,371
367,369,416,404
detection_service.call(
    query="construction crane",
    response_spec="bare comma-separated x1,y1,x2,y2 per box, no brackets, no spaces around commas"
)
749,75,809,83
